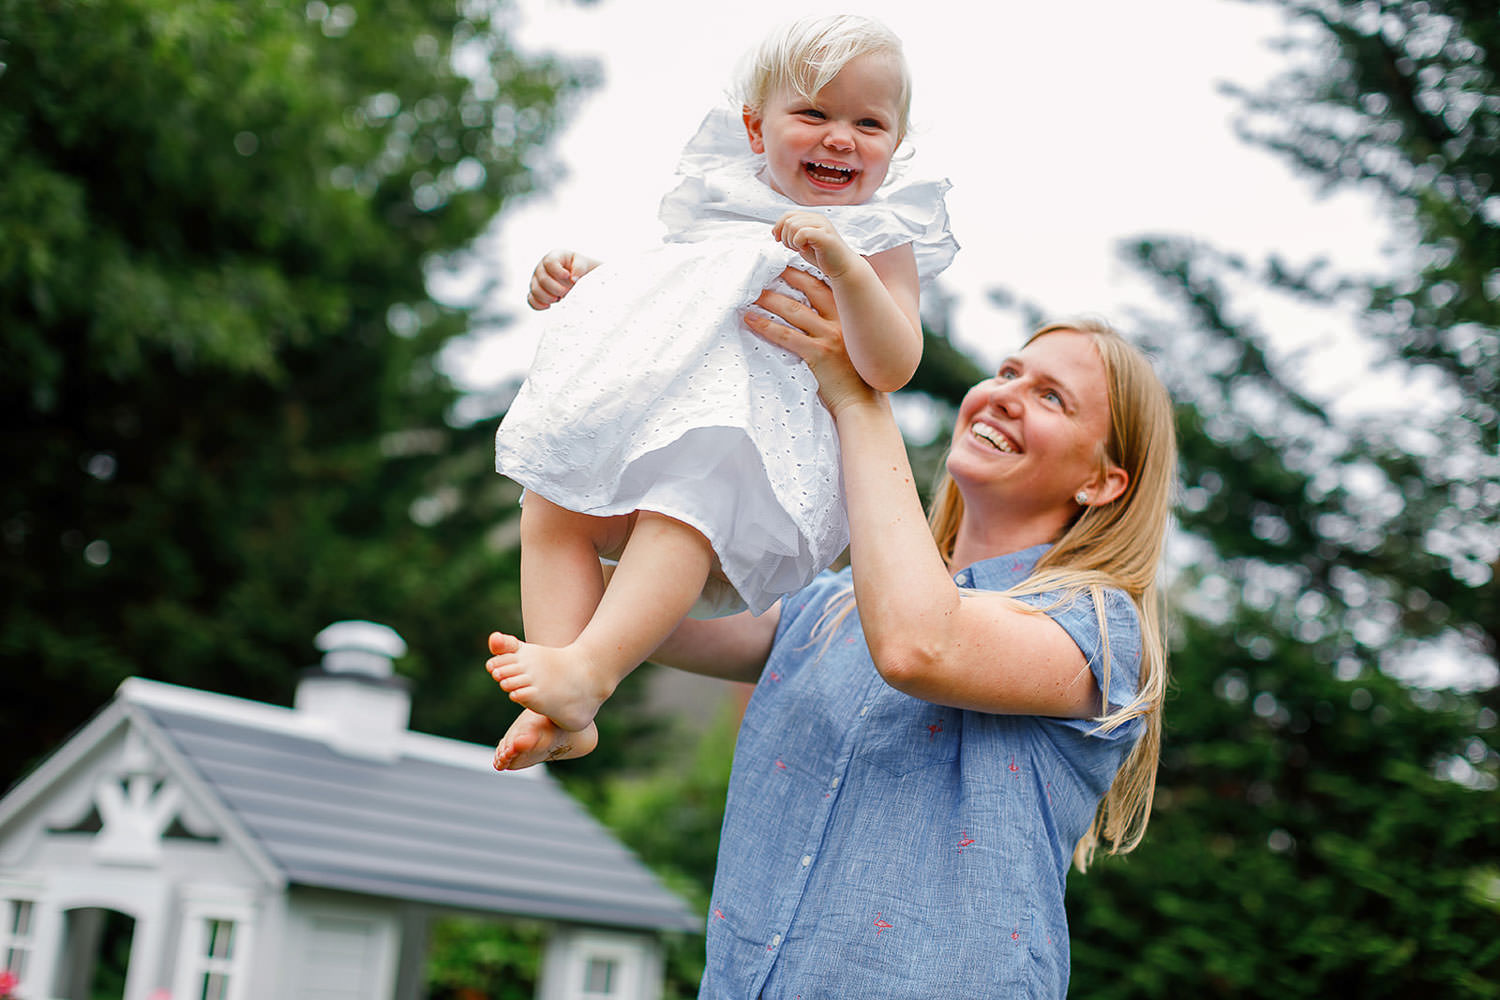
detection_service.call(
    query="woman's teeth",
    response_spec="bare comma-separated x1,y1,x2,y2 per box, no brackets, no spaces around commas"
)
972,423,1014,453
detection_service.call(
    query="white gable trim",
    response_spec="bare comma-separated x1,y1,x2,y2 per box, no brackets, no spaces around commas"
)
0,688,285,890
0,698,132,835
117,700,286,889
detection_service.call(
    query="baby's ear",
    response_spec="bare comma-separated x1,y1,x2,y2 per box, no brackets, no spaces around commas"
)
742,105,766,154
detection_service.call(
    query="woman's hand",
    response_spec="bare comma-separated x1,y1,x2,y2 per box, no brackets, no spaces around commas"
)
745,267,881,416
527,249,601,310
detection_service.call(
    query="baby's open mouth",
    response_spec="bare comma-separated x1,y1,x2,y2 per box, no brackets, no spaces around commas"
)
804,160,855,186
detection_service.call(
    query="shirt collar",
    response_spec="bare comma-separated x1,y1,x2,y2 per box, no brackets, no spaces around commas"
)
953,543,1052,590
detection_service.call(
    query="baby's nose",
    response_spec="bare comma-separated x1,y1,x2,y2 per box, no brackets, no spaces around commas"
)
823,125,855,149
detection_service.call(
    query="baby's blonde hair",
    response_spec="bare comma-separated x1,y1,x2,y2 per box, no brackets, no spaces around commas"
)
736,14,912,141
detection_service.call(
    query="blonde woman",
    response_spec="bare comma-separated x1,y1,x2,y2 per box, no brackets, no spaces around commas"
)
633,269,1177,997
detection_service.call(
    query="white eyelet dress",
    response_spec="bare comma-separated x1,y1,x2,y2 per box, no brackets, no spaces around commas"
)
495,107,958,616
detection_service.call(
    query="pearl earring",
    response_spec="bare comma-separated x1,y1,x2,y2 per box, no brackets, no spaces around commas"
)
1075,491,1089,505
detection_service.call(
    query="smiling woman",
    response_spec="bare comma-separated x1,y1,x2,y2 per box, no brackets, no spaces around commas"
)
654,293,1177,997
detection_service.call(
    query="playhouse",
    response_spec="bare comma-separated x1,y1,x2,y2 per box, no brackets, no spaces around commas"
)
0,621,698,1000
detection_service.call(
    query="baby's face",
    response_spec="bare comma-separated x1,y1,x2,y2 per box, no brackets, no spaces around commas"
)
743,53,904,207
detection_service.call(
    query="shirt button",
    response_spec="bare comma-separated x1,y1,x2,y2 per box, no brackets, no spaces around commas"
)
771,934,782,947
801,855,811,867
858,706,868,717
830,776,840,789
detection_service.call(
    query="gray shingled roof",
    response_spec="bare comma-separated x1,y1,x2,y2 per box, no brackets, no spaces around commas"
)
135,700,699,932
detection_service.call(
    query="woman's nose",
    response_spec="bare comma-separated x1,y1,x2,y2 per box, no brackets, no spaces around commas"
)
988,379,1022,416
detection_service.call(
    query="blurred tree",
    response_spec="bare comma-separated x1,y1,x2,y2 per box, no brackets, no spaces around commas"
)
0,0,591,785
1068,0,1500,996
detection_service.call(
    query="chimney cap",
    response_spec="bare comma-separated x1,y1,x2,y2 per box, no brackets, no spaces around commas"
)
314,620,407,678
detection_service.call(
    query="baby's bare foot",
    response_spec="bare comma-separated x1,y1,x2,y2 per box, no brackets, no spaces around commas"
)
493,709,599,771
485,631,614,732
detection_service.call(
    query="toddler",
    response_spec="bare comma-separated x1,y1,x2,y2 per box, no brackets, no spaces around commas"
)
488,14,957,768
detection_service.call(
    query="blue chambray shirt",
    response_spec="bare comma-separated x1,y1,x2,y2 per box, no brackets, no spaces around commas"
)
700,544,1143,999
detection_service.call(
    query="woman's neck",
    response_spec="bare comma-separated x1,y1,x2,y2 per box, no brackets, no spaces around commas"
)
949,509,1067,573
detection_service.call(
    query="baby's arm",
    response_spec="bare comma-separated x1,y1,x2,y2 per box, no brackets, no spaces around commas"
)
772,212,921,392
527,249,601,310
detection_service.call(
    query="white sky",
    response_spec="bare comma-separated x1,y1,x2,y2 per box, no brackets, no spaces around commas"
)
442,0,1392,399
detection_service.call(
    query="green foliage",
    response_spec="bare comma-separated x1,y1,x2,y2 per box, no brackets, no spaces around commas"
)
1067,1,1499,996
565,694,743,998
0,0,588,785
423,917,547,1000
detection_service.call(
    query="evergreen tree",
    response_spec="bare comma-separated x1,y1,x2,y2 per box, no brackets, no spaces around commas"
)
1068,1,1500,995
0,0,587,784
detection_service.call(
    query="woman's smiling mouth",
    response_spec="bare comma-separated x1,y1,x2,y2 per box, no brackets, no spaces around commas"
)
971,422,1016,453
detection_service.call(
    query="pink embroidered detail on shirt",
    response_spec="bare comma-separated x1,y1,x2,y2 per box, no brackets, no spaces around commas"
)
874,913,893,936
769,670,782,682
1009,755,1021,774
775,759,788,771
927,719,944,740
714,909,726,920
957,830,975,853
1011,928,1021,942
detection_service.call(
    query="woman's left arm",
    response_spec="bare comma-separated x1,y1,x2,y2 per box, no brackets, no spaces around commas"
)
747,271,1100,719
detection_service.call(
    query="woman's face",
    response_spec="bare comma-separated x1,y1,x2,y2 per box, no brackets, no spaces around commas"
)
947,329,1119,523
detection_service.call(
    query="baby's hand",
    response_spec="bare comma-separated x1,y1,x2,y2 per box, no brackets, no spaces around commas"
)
772,212,859,279
527,249,600,310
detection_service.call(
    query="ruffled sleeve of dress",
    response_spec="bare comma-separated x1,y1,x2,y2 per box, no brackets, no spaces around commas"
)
658,107,960,284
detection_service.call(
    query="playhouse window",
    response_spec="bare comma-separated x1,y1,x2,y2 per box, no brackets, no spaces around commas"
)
582,956,617,995
196,918,236,1000
2,899,35,985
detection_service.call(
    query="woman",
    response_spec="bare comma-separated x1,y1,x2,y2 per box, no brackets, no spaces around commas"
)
646,266,1176,998
489,267,1175,995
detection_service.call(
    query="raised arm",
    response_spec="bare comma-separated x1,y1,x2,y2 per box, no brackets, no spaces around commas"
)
745,270,1101,719
772,212,921,392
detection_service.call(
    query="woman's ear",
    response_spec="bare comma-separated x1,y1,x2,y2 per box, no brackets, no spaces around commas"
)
1089,463,1129,507
742,105,766,154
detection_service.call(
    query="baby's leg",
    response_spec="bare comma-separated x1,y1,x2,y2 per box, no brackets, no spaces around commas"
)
492,495,624,769
518,493,622,647
487,511,714,732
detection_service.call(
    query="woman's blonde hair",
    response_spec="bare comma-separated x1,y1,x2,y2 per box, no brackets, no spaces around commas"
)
736,14,912,140
812,318,1176,868
927,318,1177,870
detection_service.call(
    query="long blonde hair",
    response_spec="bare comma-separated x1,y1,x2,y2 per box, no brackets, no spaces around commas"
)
928,319,1176,869
820,318,1176,870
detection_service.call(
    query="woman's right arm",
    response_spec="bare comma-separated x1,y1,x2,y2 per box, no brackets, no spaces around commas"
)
649,608,779,684
596,562,777,683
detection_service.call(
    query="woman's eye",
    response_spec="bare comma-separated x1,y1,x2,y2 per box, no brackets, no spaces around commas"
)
1042,390,1063,405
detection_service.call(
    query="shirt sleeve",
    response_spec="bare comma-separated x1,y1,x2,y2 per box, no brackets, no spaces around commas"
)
1016,586,1143,741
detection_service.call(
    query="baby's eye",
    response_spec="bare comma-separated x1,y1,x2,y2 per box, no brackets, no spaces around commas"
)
857,117,885,130
798,108,826,121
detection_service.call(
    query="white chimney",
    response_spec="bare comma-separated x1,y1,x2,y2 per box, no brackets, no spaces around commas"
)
295,620,411,761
